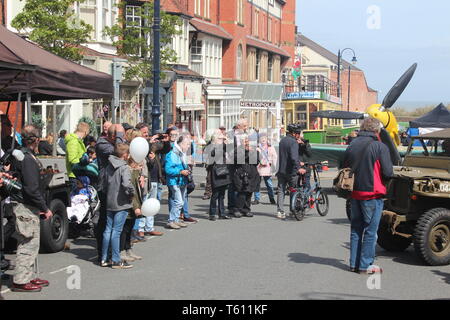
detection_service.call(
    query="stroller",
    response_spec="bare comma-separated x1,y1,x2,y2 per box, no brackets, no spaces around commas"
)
67,176,100,239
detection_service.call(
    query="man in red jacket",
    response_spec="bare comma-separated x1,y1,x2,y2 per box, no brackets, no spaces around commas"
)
342,118,393,274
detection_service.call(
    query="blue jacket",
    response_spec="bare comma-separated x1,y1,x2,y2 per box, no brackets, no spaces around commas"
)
164,144,188,186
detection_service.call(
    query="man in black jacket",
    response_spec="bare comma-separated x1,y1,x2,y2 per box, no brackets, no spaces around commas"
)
276,124,306,219
342,118,393,274
10,125,52,292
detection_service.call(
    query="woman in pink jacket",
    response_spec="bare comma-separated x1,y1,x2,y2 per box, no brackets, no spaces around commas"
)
253,135,278,205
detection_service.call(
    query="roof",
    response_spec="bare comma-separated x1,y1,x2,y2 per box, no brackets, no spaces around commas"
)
416,128,450,139
190,18,232,40
171,65,202,79
310,110,365,120
297,34,361,71
161,0,190,17
240,82,283,104
79,45,119,60
0,25,112,101
246,36,290,58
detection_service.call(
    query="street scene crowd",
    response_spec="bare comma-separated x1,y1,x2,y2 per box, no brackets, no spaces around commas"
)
1,115,395,294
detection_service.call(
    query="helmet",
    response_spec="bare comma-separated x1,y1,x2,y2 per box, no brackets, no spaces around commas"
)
287,124,302,134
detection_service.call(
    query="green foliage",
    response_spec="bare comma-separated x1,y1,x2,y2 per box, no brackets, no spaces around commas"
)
392,105,448,117
78,116,96,134
104,2,182,84
11,0,93,62
32,114,45,130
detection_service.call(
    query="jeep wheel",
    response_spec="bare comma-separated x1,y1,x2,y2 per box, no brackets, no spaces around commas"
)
413,208,450,266
377,219,412,252
40,199,69,253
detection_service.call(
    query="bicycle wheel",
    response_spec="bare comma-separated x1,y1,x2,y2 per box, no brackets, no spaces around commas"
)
290,192,306,221
316,190,329,216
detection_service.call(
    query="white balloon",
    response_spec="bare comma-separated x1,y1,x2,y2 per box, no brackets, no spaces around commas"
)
141,198,160,217
129,137,149,163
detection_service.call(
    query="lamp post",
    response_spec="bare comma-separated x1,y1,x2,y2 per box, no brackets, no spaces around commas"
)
336,48,357,111
152,0,161,135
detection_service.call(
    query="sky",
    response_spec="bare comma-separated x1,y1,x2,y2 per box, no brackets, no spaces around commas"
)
296,0,450,109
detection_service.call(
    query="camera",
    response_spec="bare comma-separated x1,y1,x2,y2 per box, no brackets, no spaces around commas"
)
187,171,194,183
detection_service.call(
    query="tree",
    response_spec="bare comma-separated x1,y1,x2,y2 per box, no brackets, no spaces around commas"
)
104,2,182,85
11,0,93,62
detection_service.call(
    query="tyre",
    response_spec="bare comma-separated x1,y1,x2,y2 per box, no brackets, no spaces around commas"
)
377,219,412,252
290,192,305,221
413,208,450,266
346,199,352,221
40,199,69,253
316,191,329,216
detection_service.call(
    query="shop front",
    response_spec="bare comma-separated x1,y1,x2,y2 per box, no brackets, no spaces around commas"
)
239,83,283,144
206,85,242,132
175,79,205,137
283,91,350,143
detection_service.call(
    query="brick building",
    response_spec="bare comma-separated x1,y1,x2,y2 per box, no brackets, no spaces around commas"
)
298,34,378,112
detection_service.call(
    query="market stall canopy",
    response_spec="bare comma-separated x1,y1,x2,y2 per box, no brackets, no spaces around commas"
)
310,110,366,119
409,103,450,128
0,25,113,101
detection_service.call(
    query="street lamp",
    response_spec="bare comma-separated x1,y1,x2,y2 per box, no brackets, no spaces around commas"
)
337,48,357,111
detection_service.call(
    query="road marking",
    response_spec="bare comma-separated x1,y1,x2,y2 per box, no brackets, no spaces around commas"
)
1,288,11,294
49,266,72,274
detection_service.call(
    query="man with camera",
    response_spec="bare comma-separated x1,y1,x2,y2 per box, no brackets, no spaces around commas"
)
9,125,52,292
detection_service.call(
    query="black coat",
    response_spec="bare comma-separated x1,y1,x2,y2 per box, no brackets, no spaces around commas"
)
232,146,261,193
277,134,300,176
205,143,231,189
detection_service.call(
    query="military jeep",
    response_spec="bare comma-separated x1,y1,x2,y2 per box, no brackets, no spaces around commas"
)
378,129,450,265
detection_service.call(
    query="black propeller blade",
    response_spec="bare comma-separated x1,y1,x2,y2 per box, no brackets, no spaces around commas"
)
382,63,417,109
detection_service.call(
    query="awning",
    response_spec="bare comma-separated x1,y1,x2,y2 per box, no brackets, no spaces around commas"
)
310,110,366,119
246,36,290,58
0,25,113,101
240,82,283,109
190,18,233,40
177,104,205,112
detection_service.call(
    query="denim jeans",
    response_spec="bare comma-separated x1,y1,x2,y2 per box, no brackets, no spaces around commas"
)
133,182,159,232
349,198,384,270
168,185,187,223
209,185,227,216
102,210,129,263
227,183,238,211
276,174,296,213
168,185,190,219
254,176,275,201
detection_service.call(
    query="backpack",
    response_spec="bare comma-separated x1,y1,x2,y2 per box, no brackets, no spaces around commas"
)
333,142,373,199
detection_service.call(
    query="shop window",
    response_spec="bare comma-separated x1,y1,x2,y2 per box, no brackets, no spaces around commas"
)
236,45,243,80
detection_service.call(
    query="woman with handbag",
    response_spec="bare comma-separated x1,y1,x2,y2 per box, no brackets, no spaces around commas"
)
232,136,261,218
206,132,232,221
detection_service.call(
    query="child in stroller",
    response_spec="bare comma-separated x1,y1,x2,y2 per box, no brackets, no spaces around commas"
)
67,176,100,238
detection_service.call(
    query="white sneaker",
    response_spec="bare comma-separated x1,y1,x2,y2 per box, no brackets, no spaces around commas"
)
167,222,181,229
277,211,286,219
175,221,188,228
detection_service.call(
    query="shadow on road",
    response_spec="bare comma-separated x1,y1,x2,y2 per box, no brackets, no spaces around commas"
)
374,249,425,267
431,270,450,285
298,291,387,300
326,218,350,225
288,252,349,272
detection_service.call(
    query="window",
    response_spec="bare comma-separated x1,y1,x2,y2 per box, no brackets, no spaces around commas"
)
268,56,273,82
269,0,274,6
194,0,201,16
268,17,272,42
191,40,203,62
102,0,110,40
253,10,259,37
236,45,243,80
204,0,210,19
255,51,261,81
237,0,244,25
125,5,141,28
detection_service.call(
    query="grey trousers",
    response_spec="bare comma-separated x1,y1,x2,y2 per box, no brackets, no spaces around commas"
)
276,174,297,214
13,203,40,285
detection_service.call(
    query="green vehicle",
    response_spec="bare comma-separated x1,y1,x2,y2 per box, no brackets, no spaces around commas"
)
377,129,450,266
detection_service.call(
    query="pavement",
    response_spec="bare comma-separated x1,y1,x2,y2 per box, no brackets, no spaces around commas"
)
1,168,450,300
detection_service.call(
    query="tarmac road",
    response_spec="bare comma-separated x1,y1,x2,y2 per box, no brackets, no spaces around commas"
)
1,169,450,300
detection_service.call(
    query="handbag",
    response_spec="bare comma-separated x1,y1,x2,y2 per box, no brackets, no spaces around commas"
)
214,164,229,177
333,141,373,199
